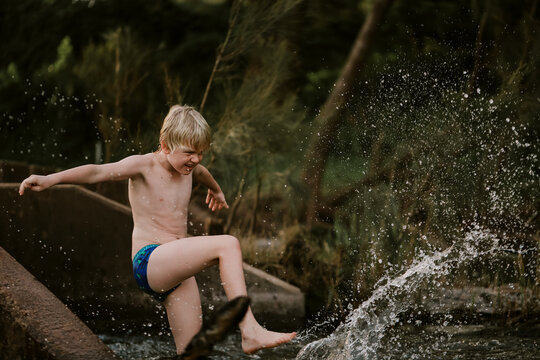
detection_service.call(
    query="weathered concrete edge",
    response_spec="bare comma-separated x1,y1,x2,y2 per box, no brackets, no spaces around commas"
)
1,183,132,216
243,263,303,294
0,246,118,360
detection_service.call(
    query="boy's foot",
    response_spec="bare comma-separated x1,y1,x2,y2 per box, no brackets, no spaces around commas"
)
181,296,250,360
242,328,297,354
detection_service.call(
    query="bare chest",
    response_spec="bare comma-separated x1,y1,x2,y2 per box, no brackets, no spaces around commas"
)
129,171,192,217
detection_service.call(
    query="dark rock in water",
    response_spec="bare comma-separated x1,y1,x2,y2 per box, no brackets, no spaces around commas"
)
180,296,250,360
424,286,540,317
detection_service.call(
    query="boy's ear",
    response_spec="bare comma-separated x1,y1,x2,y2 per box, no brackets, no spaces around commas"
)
160,141,170,154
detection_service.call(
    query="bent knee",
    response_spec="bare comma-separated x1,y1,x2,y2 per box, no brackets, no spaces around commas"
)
219,235,241,254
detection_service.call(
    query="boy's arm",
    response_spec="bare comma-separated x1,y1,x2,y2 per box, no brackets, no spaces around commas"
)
193,165,229,211
19,155,145,195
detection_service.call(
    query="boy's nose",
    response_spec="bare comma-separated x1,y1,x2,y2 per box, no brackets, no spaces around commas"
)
192,154,202,163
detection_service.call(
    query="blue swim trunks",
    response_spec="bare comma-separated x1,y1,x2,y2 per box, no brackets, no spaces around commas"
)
132,244,179,302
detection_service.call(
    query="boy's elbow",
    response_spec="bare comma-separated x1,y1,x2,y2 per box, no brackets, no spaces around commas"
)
85,164,108,184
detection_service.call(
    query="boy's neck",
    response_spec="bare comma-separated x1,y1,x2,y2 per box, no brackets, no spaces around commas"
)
154,151,177,175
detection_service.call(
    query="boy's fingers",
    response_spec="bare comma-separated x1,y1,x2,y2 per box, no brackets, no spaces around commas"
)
19,180,30,195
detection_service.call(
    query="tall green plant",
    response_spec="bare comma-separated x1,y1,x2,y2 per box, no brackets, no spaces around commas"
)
199,0,305,233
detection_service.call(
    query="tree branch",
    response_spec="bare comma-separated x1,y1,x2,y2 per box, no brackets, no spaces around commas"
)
303,0,395,226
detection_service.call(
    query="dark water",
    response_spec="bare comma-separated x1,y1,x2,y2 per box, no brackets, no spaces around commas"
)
100,324,540,360
99,330,305,359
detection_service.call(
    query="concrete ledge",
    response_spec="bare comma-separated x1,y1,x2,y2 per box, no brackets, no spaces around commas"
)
423,287,540,317
0,183,304,332
0,246,118,359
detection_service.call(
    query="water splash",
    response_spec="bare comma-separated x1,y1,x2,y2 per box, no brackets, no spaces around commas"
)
296,225,503,360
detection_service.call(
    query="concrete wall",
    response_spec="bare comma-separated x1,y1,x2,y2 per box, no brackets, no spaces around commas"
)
0,183,304,333
0,246,118,360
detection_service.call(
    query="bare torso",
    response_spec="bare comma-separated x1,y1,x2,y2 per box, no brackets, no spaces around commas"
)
128,153,192,258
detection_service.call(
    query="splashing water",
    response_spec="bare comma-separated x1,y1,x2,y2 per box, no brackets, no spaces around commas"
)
293,60,539,359
296,225,504,360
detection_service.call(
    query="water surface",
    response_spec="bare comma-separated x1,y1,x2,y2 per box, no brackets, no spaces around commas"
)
100,324,540,359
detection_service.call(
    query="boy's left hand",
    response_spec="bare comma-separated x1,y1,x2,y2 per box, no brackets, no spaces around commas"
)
206,189,229,211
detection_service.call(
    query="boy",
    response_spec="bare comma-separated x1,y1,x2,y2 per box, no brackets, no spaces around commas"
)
19,105,296,355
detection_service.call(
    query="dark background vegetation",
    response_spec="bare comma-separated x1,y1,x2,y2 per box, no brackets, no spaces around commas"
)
1,0,538,323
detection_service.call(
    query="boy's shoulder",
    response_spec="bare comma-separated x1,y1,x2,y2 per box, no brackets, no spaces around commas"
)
128,153,154,162
119,153,156,172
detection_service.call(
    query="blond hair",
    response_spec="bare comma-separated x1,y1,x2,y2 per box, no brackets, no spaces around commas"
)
159,105,211,153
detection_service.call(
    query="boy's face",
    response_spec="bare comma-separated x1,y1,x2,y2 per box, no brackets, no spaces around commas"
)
165,144,203,175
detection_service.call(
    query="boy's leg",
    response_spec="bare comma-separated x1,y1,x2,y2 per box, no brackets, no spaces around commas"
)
146,235,246,298
163,276,202,354
146,235,296,354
